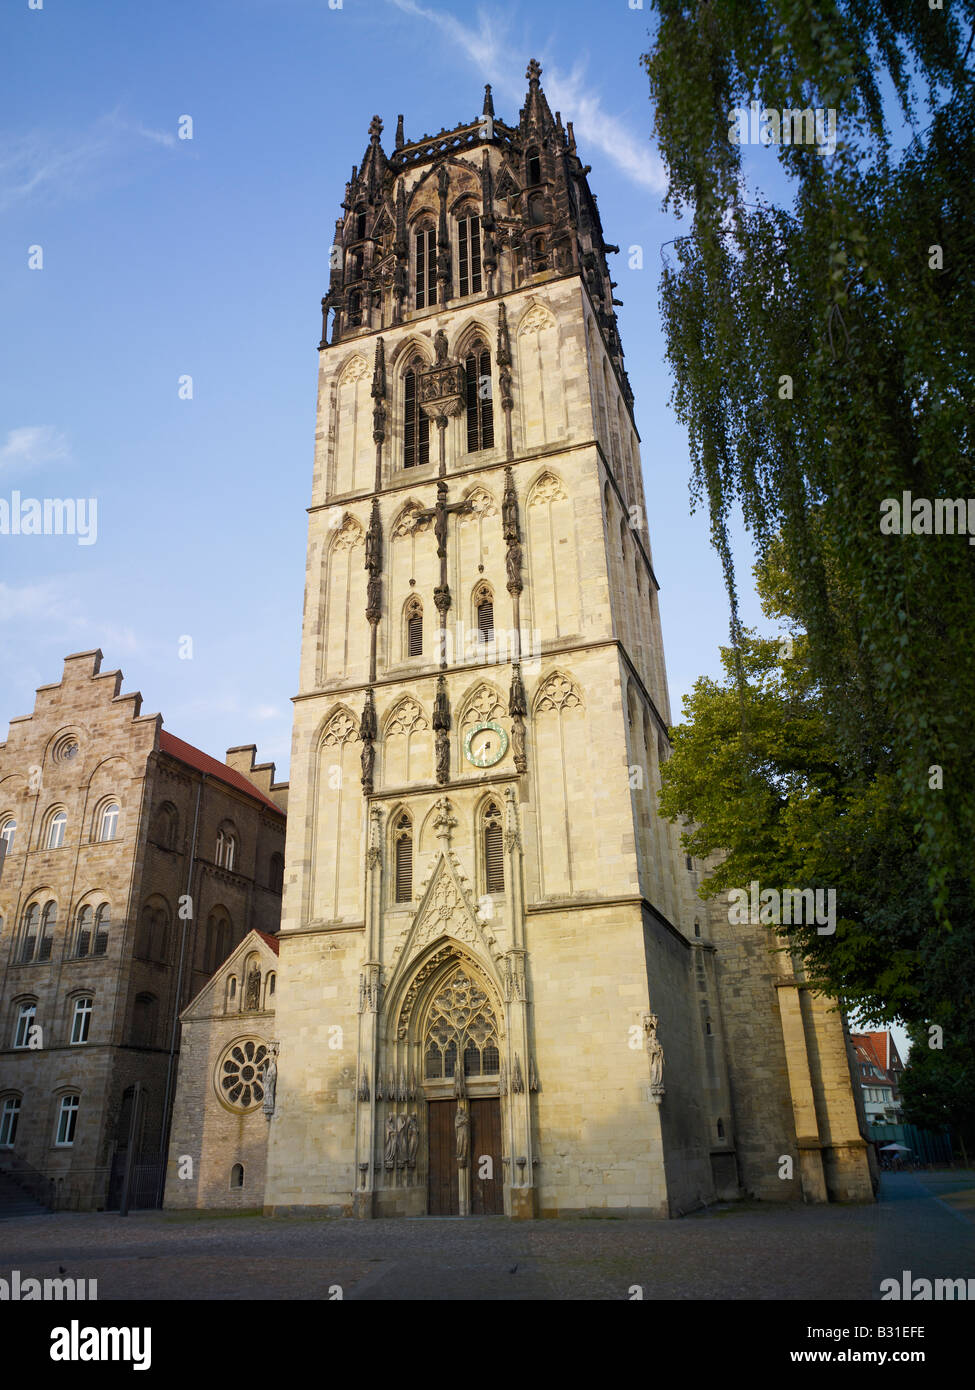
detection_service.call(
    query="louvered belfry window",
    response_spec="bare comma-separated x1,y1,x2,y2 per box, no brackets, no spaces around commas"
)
395,815,413,903
484,804,504,893
465,343,494,453
406,599,423,657
404,363,430,469
476,592,494,641
415,226,437,309
457,213,482,296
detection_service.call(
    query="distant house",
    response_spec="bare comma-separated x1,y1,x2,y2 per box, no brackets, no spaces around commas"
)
850,1030,904,1126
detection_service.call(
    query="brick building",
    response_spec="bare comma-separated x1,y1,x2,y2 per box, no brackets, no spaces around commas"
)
0,650,287,1210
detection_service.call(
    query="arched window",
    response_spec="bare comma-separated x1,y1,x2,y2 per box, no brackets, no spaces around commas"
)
230,1163,244,1189
406,597,423,657
269,853,284,893
347,250,363,282
414,221,437,309
70,996,93,1046
457,208,482,296
132,994,157,1048
474,583,494,642
215,825,238,872
92,904,110,957
13,1001,36,1048
403,359,430,469
75,905,92,958
227,975,238,1009
266,972,276,1000
423,967,500,1079
528,193,546,226
394,813,413,903
137,899,169,962
55,1094,80,1146
465,342,494,452
205,910,233,973
37,901,56,961
354,204,367,241
346,289,362,328
483,802,504,894
19,904,39,963
152,803,177,850
526,146,542,187
97,801,119,842
46,810,67,850
0,818,15,855
0,1095,20,1148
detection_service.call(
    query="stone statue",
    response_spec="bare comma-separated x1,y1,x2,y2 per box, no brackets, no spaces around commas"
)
511,715,526,771
245,968,261,1011
360,738,375,791
384,1116,396,1169
434,328,449,364
645,1013,665,1090
407,1113,419,1168
395,1114,408,1166
455,1106,470,1166
261,1045,278,1116
435,729,450,786
506,541,523,591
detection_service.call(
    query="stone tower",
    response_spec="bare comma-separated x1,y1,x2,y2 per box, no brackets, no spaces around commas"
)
262,63,873,1218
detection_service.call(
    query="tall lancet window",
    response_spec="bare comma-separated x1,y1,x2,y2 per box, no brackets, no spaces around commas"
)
465,342,494,453
406,597,423,657
403,360,430,468
483,803,504,893
414,223,437,309
457,210,482,296
394,813,413,903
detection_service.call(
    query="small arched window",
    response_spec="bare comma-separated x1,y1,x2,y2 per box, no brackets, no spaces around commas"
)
266,972,276,1003
46,810,67,850
216,826,238,872
406,597,423,657
465,342,494,452
0,818,15,855
93,903,110,957
55,1094,80,1146
75,905,93,958
227,976,238,1009
414,221,437,309
716,1118,725,1139
19,904,39,963
394,814,413,904
483,803,504,894
526,146,542,186
475,584,494,642
97,801,119,842
152,803,177,850
37,901,56,961
403,359,430,469
269,853,284,893
457,207,482,296
230,1163,244,1189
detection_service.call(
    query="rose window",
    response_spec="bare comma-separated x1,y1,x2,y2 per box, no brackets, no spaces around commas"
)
217,1039,268,1110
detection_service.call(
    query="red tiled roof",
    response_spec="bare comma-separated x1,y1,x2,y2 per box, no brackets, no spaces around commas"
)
159,731,284,815
853,1031,888,1071
256,930,280,956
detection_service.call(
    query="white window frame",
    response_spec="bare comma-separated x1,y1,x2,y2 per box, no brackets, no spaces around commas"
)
13,1002,36,1049
47,810,67,850
97,802,120,842
55,1094,80,1146
0,1096,20,1148
70,996,93,1046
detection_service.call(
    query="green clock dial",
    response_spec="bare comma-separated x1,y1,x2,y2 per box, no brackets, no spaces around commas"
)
463,721,508,768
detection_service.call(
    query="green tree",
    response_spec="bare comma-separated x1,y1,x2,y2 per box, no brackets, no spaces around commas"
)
643,1,975,917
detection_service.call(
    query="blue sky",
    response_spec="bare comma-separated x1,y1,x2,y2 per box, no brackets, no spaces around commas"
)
0,0,771,774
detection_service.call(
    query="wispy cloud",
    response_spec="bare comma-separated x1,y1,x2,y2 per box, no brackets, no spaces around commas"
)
0,426,71,473
385,0,665,193
0,110,179,212
0,579,76,624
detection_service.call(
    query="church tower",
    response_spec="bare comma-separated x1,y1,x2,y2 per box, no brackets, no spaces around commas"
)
264,62,738,1218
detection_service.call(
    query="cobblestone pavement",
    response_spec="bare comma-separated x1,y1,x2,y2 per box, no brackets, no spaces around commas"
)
0,1172,971,1301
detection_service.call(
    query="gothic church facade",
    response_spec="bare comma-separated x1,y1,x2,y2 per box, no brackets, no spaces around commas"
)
174,64,874,1218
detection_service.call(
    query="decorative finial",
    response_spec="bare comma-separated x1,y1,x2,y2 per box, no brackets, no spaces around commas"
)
483,84,495,117
526,58,542,85
395,114,404,149
368,114,383,143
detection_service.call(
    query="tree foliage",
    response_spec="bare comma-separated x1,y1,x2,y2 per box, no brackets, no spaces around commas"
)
643,1,975,917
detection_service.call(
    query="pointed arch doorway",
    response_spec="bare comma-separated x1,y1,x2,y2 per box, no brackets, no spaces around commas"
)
419,962,504,1216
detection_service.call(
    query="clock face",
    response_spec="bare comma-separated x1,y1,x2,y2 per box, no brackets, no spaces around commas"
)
464,721,508,769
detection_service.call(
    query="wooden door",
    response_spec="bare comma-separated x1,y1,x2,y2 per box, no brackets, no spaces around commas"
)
427,1099,459,1216
470,1098,504,1215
